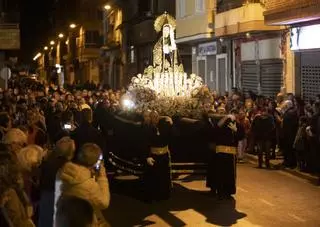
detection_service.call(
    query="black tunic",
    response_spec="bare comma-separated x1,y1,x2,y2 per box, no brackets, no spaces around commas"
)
208,116,244,196
142,119,172,201
204,116,218,190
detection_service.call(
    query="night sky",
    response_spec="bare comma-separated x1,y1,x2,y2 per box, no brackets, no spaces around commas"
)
19,0,54,64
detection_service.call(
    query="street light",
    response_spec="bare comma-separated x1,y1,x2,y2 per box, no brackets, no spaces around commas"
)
44,46,48,51
58,33,64,38
50,40,55,45
33,52,42,61
104,4,111,10
69,23,76,29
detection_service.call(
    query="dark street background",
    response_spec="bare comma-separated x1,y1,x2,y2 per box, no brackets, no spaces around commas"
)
105,163,320,227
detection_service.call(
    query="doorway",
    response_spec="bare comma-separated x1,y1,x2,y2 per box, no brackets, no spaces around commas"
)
216,54,228,95
197,56,207,84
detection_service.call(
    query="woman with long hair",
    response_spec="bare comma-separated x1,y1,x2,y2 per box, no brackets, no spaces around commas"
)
0,151,35,227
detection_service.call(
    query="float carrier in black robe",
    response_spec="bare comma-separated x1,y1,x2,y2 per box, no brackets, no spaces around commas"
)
142,119,172,201
207,116,244,197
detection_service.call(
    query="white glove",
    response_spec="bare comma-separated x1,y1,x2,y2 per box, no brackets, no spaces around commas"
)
228,122,238,132
306,126,313,137
146,157,155,166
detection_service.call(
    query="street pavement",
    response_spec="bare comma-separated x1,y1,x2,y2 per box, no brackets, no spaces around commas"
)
244,153,319,184
104,162,320,227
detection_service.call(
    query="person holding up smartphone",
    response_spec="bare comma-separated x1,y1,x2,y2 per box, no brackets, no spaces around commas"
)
53,111,77,144
94,154,103,172
55,143,110,226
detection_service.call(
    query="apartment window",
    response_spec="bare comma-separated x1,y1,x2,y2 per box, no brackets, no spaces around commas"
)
177,0,186,18
195,0,205,13
85,30,100,47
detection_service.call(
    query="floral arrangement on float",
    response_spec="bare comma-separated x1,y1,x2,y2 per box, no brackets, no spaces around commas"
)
121,13,214,118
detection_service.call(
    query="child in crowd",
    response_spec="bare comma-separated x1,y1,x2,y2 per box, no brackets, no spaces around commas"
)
237,108,251,162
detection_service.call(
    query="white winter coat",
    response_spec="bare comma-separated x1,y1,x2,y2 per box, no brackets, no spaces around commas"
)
54,162,110,226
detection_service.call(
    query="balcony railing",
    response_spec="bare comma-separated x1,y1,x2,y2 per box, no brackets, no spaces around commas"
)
0,23,19,29
265,0,317,12
216,0,262,13
0,12,20,24
84,42,101,48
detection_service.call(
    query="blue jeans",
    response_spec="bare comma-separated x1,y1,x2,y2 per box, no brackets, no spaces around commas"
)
38,191,54,227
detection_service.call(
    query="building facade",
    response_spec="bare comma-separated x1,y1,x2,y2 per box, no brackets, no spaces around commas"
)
175,0,285,96
101,0,124,89
0,0,20,89
43,0,176,89
175,0,215,91
46,0,103,86
264,0,320,100
214,0,284,96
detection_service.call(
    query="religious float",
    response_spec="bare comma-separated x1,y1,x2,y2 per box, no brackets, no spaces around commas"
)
109,13,213,174
120,12,214,118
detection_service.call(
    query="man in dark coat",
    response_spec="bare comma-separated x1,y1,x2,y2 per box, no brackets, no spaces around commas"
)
282,100,299,168
307,101,320,180
71,108,106,159
251,107,275,168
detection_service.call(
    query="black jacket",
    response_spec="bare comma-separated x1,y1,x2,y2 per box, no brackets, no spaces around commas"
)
71,122,106,157
40,154,68,192
252,114,275,141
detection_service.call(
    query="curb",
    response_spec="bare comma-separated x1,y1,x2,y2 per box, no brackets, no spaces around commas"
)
245,153,319,185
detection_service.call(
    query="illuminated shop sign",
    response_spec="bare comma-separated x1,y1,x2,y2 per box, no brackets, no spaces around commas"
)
198,42,217,55
291,24,320,51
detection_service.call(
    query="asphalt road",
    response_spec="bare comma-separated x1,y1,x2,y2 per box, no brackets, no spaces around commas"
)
104,163,320,227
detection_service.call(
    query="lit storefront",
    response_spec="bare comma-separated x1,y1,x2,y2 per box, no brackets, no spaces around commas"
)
290,24,320,100
264,0,320,99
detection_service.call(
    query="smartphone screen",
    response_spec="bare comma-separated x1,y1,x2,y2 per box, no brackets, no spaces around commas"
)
64,124,72,129
95,154,103,170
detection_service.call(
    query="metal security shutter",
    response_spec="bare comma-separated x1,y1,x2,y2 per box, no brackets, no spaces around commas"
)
260,59,283,97
301,51,320,101
241,60,259,94
241,59,283,97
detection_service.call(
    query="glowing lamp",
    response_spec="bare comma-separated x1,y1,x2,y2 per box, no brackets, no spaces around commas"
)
104,4,111,10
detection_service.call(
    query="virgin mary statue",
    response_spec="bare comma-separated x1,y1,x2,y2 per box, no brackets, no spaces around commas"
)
153,12,183,73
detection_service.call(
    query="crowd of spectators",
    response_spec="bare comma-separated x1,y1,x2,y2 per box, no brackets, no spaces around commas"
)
0,78,319,226
0,82,113,226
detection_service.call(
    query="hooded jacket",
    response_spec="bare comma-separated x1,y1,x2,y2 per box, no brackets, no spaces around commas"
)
54,162,110,226
56,162,110,209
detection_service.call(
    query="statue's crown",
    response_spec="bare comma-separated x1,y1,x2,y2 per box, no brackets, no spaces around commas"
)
154,12,176,33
